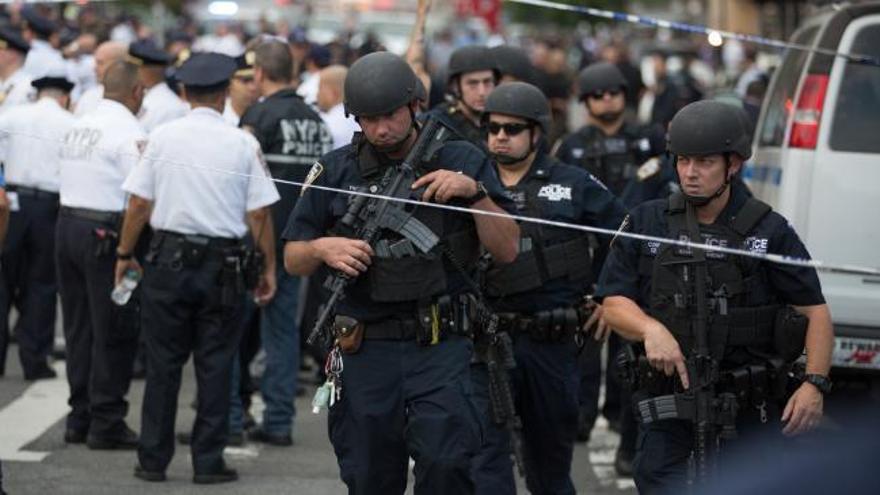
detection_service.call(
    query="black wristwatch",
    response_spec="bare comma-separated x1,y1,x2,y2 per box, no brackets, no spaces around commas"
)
804,374,833,394
464,181,488,206
116,250,133,261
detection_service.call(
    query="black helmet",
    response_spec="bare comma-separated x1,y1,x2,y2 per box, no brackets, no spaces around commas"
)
344,52,418,117
490,45,535,84
447,45,499,83
577,62,628,100
667,100,752,160
483,82,551,133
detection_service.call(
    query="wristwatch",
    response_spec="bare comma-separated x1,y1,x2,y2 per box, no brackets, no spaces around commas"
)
804,374,833,394
464,181,488,206
116,249,133,261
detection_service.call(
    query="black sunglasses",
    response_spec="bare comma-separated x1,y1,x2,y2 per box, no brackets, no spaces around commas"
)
587,89,622,100
486,122,532,136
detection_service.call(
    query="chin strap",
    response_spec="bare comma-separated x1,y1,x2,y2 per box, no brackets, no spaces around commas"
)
492,126,537,166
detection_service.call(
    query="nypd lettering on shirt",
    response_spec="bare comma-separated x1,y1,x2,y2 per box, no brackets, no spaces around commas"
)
279,118,333,157
537,184,572,202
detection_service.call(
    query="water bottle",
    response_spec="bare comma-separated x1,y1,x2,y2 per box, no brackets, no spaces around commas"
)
111,269,141,306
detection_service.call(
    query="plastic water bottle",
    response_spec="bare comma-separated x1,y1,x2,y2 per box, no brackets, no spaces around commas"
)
111,269,141,306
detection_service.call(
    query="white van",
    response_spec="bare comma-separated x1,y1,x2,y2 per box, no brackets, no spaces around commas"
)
747,2,880,376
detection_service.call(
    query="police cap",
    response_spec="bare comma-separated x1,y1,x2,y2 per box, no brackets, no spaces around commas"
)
490,45,535,84
447,45,499,82
667,100,752,160
0,27,30,54
21,8,58,38
344,52,418,117
31,75,75,93
128,39,171,66
577,62,628,100
234,50,255,78
176,52,237,89
483,82,551,133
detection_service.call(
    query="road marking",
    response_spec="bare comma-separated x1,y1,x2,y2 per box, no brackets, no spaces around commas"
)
0,361,68,462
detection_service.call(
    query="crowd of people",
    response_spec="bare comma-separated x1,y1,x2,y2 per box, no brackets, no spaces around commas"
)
0,2,830,495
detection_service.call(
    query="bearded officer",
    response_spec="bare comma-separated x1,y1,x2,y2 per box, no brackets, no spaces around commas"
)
472,82,626,494
116,52,279,484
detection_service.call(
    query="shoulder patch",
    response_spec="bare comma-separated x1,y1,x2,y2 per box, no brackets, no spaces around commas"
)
636,157,661,181
301,161,324,196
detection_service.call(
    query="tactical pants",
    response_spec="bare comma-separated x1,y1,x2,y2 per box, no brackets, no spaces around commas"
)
0,190,58,376
578,333,623,433
328,335,481,495
55,212,138,437
138,251,243,474
633,400,782,495
470,362,516,494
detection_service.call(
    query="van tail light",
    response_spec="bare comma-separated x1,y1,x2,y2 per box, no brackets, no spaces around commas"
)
789,74,829,149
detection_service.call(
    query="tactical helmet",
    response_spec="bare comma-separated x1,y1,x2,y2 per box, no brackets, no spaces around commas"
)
344,52,418,117
483,82,551,133
447,45,499,82
577,62,628,101
490,45,535,84
667,100,752,160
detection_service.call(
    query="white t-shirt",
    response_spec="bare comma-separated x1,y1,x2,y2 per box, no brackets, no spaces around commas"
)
0,97,75,192
320,102,361,150
60,99,145,211
123,107,280,238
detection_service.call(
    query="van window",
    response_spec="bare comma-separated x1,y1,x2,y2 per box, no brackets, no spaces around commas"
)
829,24,880,153
758,26,820,146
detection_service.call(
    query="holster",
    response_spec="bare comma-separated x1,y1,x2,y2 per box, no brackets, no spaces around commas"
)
92,227,119,258
415,295,465,346
333,315,364,354
220,251,245,308
774,306,808,362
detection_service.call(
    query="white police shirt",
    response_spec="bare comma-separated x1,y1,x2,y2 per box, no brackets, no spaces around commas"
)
59,99,145,212
138,82,188,132
74,84,103,117
0,69,33,113
23,40,66,79
123,107,280,239
222,97,240,126
320,102,361,150
0,97,75,192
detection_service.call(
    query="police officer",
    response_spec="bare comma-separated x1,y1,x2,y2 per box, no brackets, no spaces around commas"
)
284,51,519,494
56,60,145,448
473,82,626,494
127,39,189,132
116,52,280,484
423,45,498,149
234,39,333,446
74,41,128,117
597,100,834,494
223,49,257,126
554,62,667,462
20,7,64,80
0,71,76,379
0,28,32,114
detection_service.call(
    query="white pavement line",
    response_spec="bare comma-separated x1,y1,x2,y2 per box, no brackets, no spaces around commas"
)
0,361,68,462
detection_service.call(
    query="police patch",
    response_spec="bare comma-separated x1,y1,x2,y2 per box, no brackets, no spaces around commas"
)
301,161,324,196
636,157,661,181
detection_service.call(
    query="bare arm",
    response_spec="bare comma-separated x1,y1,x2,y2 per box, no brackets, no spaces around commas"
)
285,237,374,277
247,206,277,305
469,196,519,264
114,194,152,285
794,303,834,376
406,0,432,99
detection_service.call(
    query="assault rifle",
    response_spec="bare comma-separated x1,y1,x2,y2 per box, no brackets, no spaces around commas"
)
306,118,452,346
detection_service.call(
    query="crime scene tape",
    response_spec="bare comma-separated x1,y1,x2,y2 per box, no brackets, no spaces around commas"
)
3,127,879,277
506,0,880,67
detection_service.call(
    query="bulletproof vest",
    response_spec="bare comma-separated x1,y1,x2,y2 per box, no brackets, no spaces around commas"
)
575,125,646,196
646,193,779,360
434,102,487,152
484,169,593,298
335,135,479,303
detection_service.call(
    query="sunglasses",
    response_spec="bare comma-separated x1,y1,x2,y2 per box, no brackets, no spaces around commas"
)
486,122,532,136
587,89,622,100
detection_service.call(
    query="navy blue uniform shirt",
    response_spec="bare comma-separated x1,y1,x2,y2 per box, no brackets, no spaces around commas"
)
491,152,627,313
283,137,513,322
596,182,825,307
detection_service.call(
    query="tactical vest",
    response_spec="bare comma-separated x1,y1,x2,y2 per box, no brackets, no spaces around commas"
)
646,193,780,361
432,102,487,151
577,126,645,196
335,136,479,303
484,171,593,299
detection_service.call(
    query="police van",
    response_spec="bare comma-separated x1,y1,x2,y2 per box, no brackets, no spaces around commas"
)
746,2,880,377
